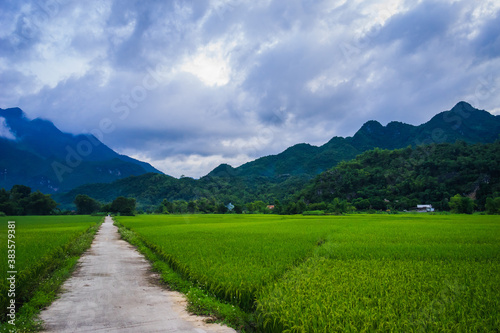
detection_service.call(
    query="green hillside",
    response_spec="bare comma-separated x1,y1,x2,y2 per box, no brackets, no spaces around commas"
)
55,172,311,210
300,141,500,211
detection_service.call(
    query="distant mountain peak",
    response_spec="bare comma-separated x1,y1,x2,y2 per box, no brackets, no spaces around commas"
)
0,106,163,193
446,101,491,118
451,101,474,111
207,163,238,177
0,107,24,119
359,120,384,133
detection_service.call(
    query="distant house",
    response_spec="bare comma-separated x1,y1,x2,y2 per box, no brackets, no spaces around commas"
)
416,204,434,212
226,203,235,211
267,205,275,210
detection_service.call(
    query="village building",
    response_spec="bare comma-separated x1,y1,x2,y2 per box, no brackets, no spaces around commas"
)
416,204,434,212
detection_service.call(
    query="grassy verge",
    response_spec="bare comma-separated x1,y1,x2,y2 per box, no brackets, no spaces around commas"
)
114,220,254,332
0,218,103,332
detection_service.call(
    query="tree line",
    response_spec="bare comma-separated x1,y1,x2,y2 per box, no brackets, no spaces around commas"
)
73,194,136,216
0,185,57,215
2,186,499,216
73,193,500,215
0,185,136,216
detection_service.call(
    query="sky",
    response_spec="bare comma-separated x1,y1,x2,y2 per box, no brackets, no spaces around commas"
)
1,0,499,178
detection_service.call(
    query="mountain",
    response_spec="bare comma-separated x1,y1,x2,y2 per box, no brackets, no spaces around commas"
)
57,101,500,209
0,107,162,193
299,141,500,211
209,102,500,178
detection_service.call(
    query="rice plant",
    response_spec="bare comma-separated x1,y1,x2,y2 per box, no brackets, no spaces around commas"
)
117,214,500,331
0,216,102,322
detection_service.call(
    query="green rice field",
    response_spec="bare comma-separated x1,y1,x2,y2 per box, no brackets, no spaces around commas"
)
0,216,102,323
116,214,500,332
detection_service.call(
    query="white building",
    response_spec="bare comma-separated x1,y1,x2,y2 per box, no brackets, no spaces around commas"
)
416,204,434,212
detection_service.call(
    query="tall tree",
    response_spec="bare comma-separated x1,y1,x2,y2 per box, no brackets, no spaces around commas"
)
0,188,17,215
74,194,101,215
449,194,475,214
187,201,197,213
485,197,500,214
110,196,136,216
25,191,58,215
10,185,31,201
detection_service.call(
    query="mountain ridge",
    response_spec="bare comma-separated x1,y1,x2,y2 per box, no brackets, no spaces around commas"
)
207,101,500,178
2,102,499,205
53,101,500,210
0,107,163,193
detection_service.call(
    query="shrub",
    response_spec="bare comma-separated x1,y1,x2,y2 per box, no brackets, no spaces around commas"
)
485,197,500,214
449,194,475,214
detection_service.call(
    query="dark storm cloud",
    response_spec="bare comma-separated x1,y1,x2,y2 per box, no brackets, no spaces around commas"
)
1,0,499,177
106,1,157,69
374,1,464,54
0,69,38,107
473,9,500,60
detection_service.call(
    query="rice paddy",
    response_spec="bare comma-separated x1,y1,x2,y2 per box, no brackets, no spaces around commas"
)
116,214,500,332
0,215,102,323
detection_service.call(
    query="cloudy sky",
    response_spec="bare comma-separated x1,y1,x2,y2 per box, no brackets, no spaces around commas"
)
1,0,499,178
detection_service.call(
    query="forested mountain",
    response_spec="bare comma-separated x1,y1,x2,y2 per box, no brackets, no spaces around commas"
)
208,101,500,177
55,172,311,210
56,141,500,212
299,141,500,211
6,101,500,211
0,107,162,193
57,98,500,209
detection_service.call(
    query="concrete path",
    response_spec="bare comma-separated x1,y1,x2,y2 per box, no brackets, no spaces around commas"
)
39,216,236,333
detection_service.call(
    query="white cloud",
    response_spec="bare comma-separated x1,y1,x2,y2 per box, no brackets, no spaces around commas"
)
125,151,253,179
0,117,16,140
180,41,232,87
